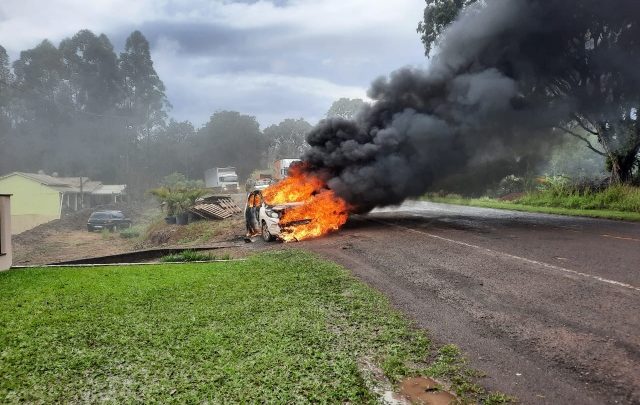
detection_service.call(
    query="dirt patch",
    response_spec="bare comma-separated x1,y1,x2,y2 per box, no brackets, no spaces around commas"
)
13,230,135,265
12,204,257,265
13,202,144,244
397,377,457,405
11,193,275,265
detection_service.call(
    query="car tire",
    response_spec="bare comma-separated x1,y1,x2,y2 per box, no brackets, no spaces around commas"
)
262,221,274,242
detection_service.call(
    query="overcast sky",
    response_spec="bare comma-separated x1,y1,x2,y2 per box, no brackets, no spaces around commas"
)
0,0,427,128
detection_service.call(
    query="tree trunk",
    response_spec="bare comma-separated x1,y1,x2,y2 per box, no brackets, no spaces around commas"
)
608,151,638,184
596,120,639,184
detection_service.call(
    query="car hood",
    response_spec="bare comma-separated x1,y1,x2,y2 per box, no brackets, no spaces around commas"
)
270,202,304,211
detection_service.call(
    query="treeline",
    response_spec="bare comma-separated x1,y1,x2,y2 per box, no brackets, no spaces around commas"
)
0,30,362,196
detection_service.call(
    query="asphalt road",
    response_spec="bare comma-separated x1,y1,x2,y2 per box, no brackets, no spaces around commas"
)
302,201,640,404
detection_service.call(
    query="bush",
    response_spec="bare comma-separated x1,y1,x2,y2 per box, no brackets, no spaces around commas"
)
496,175,525,196
119,228,141,239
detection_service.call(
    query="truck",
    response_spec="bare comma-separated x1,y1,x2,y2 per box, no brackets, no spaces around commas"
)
273,159,301,180
204,167,239,191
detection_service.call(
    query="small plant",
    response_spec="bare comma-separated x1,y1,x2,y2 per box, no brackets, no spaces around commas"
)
484,392,515,405
119,228,141,239
148,173,207,219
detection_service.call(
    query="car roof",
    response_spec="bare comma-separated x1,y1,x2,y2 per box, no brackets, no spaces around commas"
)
91,210,124,214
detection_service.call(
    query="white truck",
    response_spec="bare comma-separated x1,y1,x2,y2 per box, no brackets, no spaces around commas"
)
205,167,239,191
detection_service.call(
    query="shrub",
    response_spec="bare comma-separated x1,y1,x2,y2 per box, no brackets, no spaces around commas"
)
119,228,141,239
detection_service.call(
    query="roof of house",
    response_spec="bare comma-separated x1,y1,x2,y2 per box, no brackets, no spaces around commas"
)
92,184,127,195
0,172,126,195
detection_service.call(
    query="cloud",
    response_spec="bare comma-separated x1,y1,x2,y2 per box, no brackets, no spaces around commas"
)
0,0,426,127
153,36,367,127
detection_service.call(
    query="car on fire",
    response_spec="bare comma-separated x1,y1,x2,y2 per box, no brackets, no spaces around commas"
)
244,190,310,242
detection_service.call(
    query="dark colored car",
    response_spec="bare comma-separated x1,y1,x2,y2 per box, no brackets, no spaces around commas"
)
87,210,131,232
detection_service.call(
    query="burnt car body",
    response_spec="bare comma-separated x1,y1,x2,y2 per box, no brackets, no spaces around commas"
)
87,210,131,232
244,190,309,241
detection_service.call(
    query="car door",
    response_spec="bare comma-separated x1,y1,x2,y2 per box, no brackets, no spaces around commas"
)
254,192,264,224
246,191,260,232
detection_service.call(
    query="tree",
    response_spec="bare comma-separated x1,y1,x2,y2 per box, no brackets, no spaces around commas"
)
12,40,67,121
60,30,122,114
10,40,69,174
263,118,312,163
119,30,171,194
0,45,13,172
417,0,640,183
147,120,197,180
326,98,367,120
119,31,170,135
0,45,12,127
416,0,476,56
195,111,264,181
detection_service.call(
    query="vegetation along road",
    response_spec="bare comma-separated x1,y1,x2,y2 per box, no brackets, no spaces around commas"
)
303,201,640,404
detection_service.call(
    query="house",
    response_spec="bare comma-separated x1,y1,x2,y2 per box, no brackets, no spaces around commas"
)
0,172,127,234
0,194,11,270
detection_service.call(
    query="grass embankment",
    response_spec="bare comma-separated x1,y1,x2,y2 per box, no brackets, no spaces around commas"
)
143,216,244,246
0,251,508,404
424,184,640,222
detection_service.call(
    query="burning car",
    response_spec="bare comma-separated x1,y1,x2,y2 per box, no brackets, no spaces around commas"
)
244,190,311,241
245,165,349,242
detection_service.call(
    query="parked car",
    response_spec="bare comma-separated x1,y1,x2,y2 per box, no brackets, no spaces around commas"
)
244,190,310,241
87,210,132,232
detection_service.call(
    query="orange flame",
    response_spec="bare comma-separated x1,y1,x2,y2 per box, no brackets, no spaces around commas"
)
263,166,348,242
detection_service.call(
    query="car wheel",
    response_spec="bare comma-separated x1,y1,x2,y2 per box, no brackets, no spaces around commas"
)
109,225,116,232
262,221,274,242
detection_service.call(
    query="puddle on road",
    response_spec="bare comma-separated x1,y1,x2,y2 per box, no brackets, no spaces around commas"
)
396,376,457,405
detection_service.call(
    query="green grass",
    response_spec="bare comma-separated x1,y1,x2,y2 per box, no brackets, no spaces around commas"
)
0,250,507,403
517,184,640,212
423,190,640,222
119,227,141,239
159,250,230,262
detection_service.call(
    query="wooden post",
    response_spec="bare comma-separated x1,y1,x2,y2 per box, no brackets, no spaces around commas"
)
0,194,12,271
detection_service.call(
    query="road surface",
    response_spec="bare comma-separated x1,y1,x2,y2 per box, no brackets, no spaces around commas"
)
303,201,640,404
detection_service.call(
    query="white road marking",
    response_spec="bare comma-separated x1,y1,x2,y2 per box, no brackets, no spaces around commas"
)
370,218,640,293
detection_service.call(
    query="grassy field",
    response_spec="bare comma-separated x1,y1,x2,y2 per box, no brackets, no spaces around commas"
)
0,251,508,404
424,185,640,222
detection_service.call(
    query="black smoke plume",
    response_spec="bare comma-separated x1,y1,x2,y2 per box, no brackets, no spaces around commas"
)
303,0,640,212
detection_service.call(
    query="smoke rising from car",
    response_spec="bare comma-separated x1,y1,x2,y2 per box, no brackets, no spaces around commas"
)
302,0,640,212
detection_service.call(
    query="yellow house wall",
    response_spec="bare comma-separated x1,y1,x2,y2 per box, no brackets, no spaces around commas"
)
0,175,61,234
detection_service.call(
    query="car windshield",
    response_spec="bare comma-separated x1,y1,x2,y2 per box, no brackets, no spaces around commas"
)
219,175,238,182
89,213,111,220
